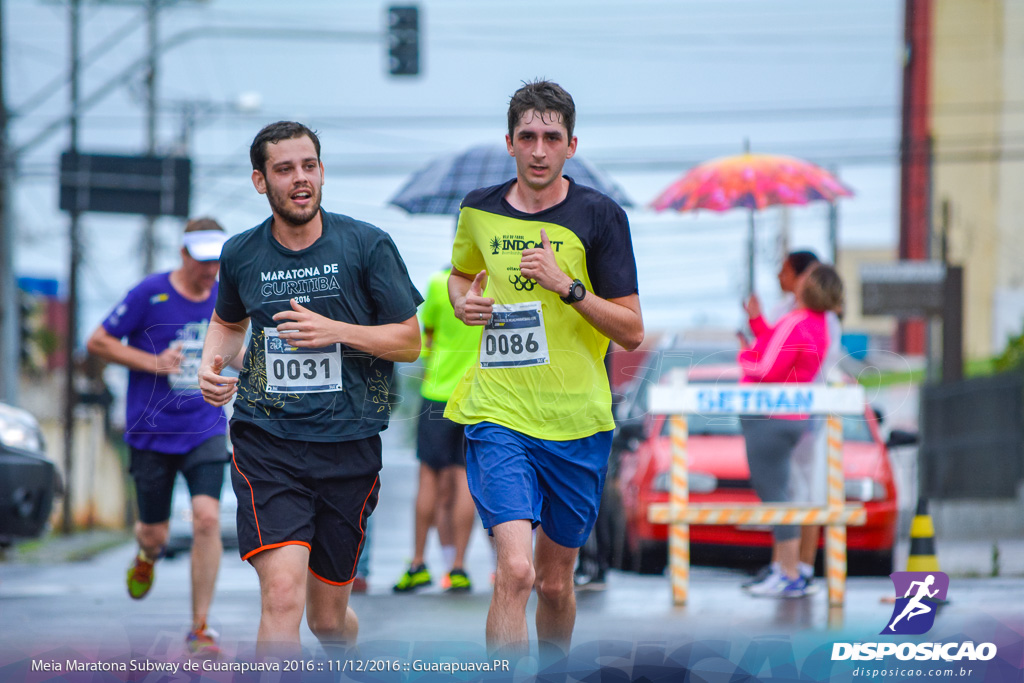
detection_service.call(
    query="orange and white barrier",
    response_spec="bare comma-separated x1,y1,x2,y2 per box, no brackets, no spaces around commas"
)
649,376,866,614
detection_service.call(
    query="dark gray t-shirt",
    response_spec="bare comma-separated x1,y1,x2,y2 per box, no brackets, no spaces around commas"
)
216,210,422,442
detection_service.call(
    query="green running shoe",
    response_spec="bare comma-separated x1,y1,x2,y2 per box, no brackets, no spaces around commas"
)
393,563,432,592
445,568,472,593
126,550,156,600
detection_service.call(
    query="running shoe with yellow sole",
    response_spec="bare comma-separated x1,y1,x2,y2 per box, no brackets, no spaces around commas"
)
126,550,156,600
393,563,432,592
186,623,221,658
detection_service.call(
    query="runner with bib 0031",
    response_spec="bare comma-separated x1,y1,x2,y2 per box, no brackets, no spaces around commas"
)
263,327,342,393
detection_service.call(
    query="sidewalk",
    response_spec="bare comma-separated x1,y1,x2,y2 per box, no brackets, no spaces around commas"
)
0,528,130,565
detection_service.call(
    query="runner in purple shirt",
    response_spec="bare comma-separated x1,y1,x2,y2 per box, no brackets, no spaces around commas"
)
87,218,231,658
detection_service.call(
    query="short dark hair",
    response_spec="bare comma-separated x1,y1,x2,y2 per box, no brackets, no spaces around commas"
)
787,250,820,276
249,121,321,175
507,80,576,140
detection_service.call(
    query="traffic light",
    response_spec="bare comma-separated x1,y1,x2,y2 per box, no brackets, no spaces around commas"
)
387,5,420,76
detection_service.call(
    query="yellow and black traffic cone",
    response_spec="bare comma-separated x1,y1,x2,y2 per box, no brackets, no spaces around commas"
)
906,497,940,572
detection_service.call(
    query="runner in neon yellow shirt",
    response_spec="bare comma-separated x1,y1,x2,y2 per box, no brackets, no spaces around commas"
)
394,268,482,594
446,80,644,659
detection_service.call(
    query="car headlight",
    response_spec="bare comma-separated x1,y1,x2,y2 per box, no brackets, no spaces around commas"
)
0,403,44,453
653,471,718,494
844,477,887,502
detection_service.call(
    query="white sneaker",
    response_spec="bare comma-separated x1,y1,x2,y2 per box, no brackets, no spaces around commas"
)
741,563,779,590
749,571,811,598
745,569,789,597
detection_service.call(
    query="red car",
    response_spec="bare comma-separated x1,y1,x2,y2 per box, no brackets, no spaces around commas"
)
615,363,900,576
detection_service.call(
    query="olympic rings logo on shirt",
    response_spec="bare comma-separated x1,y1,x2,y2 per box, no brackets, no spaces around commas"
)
509,274,537,291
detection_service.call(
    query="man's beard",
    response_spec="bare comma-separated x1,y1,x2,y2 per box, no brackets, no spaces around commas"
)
267,183,322,227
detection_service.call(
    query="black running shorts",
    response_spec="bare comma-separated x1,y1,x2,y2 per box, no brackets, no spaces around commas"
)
129,435,229,525
415,398,467,470
229,420,381,586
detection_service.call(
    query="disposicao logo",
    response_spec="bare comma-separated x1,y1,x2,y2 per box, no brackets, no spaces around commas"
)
883,571,949,635
831,571,998,663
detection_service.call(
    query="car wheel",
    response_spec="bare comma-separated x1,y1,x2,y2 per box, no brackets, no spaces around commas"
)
633,540,667,575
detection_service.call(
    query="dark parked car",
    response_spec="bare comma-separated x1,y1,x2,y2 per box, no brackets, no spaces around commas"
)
0,402,58,546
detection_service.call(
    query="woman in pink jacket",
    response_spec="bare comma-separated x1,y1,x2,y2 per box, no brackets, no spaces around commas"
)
737,264,844,598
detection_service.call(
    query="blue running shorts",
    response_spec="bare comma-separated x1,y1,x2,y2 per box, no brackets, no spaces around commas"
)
464,422,613,548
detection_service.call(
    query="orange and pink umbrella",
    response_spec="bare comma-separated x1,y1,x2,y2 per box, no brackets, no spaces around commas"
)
651,152,852,212
650,152,853,293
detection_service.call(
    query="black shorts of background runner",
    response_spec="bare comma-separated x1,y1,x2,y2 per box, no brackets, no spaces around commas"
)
129,435,229,524
229,420,381,585
416,398,467,471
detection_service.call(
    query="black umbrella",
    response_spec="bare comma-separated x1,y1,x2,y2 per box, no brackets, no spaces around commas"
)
389,144,632,215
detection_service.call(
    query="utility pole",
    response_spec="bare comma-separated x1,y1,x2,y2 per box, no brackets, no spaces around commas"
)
0,0,18,405
141,0,158,274
778,205,791,261
828,200,839,266
897,0,933,355
62,0,82,534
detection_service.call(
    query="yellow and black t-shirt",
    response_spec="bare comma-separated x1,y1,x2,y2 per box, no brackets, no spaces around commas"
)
444,178,639,441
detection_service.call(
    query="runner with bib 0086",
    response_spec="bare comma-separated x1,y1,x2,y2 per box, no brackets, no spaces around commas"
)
445,80,644,661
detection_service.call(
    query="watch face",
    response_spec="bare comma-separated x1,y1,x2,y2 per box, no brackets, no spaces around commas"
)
571,281,585,301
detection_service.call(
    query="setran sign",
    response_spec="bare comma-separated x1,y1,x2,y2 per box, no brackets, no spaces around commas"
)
649,378,866,416
59,152,190,217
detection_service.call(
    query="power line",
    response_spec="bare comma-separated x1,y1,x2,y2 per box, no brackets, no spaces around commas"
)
12,6,148,117
18,98,1024,138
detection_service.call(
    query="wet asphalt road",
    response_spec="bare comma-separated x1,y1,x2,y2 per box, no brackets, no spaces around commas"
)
1,430,1021,676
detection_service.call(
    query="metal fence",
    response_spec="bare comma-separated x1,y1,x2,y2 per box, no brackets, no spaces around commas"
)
920,371,1024,499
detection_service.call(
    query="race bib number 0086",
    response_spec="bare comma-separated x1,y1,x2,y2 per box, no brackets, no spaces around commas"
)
480,301,549,369
264,328,343,393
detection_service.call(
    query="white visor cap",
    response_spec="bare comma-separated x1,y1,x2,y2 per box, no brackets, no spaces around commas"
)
182,230,228,261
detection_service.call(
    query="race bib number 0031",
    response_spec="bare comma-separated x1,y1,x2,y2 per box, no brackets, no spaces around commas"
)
264,327,343,393
480,301,549,369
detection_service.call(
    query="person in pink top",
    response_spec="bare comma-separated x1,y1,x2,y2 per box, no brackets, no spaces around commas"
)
736,263,844,598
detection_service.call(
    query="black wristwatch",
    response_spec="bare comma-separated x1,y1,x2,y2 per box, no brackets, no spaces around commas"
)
560,278,586,304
